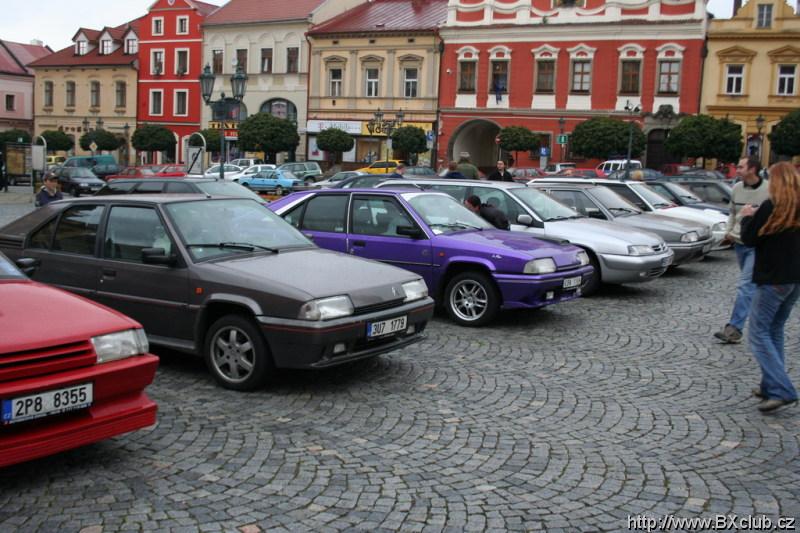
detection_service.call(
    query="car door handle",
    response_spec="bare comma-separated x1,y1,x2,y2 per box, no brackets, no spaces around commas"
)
352,240,366,247
102,268,116,279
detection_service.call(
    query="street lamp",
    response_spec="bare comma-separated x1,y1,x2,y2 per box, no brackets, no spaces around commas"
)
366,108,404,164
755,114,765,161
558,116,566,163
122,122,130,166
200,64,248,181
624,100,641,181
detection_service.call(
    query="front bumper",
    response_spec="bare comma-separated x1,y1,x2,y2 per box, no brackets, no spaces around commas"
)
710,229,732,251
598,249,674,284
669,238,712,265
494,265,594,310
258,297,435,369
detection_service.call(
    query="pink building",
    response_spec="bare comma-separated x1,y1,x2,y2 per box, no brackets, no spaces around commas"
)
0,40,52,133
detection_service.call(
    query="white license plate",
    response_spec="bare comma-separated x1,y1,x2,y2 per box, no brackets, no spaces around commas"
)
2,383,93,425
563,276,582,289
367,316,407,338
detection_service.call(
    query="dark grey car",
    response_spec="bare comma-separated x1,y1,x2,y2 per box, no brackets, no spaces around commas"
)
0,196,434,391
54,167,106,196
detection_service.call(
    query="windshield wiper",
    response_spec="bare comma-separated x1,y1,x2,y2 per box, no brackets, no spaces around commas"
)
430,222,481,231
186,242,279,253
544,215,575,221
609,207,639,215
653,203,674,209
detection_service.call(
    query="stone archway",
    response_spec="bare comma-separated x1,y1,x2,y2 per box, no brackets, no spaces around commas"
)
645,128,681,170
448,119,502,170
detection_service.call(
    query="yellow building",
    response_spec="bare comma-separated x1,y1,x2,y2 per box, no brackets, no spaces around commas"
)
702,0,800,166
306,0,447,167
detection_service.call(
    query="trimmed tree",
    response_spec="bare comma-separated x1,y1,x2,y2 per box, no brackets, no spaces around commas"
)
390,126,427,164
0,128,31,146
665,114,743,165
316,127,354,165
237,113,299,162
79,129,122,152
498,126,540,166
714,118,744,164
570,117,645,160
40,130,74,152
769,108,800,158
132,124,176,153
188,128,223,154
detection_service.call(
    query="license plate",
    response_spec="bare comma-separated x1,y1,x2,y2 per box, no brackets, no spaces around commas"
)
367,316,407,338
563,276,582,289
2,383,93,425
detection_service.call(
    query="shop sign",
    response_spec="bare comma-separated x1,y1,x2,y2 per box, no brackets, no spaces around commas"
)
306,120,361,134
360,122,433,137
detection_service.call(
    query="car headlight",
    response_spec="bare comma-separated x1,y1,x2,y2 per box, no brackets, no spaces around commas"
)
524,258,556,274
681,231,699,243
402,280,428,302
298,295,354,320
576,251,590,266
712,222,726,232
91,328,149,364
628,245,654,256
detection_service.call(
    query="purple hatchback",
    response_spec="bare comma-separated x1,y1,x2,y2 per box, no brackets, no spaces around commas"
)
269,189,594,326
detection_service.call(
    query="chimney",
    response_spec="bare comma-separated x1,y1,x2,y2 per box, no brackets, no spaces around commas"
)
732,0,742,17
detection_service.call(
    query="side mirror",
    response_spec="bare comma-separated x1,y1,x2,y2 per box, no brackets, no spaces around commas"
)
585,207,606,220
516,214,544,228
15,257,41,277
396,225,424,239
142,247,176,266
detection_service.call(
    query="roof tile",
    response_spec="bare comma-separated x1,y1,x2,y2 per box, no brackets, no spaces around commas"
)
309,0,448,35
204,0,325,25
0,40,52,76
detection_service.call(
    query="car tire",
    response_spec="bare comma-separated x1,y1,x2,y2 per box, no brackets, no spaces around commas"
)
581,252,601,296
275,186,284,196
444,271,499,327
204,315,274,391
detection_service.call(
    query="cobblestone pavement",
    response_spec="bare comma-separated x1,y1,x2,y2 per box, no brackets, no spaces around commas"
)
1,249,799,531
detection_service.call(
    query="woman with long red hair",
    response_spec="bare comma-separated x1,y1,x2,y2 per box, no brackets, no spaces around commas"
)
740,161,800,412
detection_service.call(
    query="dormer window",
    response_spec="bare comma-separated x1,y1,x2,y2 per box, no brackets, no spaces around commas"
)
75,41,87,55
100,40,112,55
125,38,138,55
757,4,773,28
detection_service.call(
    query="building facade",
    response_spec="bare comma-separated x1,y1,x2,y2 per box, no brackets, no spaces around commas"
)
438,0,707,171
0,40,52,133
138,0,217,164
29,23,140,163
702,0,800,166
306,0,446,166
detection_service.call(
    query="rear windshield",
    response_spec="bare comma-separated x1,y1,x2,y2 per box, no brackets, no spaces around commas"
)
194,181,264,201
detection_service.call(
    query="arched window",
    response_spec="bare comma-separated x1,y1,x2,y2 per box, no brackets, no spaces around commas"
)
260,99,297,123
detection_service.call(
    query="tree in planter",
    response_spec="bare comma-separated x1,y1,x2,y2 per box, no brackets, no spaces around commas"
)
769,108,800,159
131,124,176,158
79,129,122,152
237,113,299,163
390,126,427,165
40,130,74,152
498,126,540,166
0,129,31,146
316,128,354,168
665,114,742,166
571,117,645,160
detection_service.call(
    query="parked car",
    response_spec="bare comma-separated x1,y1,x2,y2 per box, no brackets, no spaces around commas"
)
679,169,729,181
530,182,713,266
659,176,732,208
92,163,125,180
46,155,66,166
230,158,264,169
388,178,673,294
0,251,158,467
269,189,593,326
107,165,187,181
203,164,243,180
355,160,408,174
313,171,368,189
557,168,605,179
606,168,665,181
238,169,302,195
61,155,117,169
646,181,730,215
333,175,419,189
596,159,642,175
660,163,692,175
544,162,576,174
0,197,434,390
277,162,323,183
53,166,106,196
228,164,277,182
95,177,268,204
403,166,439,178
512,167,546,183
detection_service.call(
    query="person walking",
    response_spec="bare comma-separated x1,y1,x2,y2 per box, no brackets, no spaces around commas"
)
444,161,466,180
487,160,513,182
739,162,800,412
456,153,480,180
713,157,770,343
35,174,63,206
464,195,510,230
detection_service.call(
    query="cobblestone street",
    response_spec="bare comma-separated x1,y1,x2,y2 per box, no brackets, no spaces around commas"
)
1,243,798,532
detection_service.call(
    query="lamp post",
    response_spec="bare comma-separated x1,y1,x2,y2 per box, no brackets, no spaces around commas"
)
200,64,248,181
623,100,641,181
558,116,566,163
122,122,130,166
366,108,404,164
755,114,765,163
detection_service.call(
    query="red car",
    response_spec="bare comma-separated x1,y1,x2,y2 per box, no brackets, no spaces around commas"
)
558,168,606,178
0,252,158,467
106,165,186,181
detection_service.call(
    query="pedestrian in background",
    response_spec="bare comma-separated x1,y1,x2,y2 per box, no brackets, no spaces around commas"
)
464,195,510,230
739,162,800,412
386,163,406,180
444,161,465,179
487,160,513,182
713,157,770,343
35,174,63,206
456,152,480,180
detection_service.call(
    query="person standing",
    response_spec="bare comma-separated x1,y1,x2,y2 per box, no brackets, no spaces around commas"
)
487,160,513,182
386,163,406,180
464,195,510,230
444,161,466,179
739,162,800,412
713,157,770,343
456,153,480,180
35,174,63,206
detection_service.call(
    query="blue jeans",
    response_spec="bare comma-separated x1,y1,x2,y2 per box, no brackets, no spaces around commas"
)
748,283,800,401
729,244,756,331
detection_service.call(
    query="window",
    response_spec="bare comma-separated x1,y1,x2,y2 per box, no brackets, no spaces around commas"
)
126,38,138,55
261,48,272,73
115,81,126,108
329,67,342,97
90,81,100,108
571,60,591,93
658,60,680,94
300,195,348,233
726,64,744,95
176,50,189,75
75,41,87,56
287,47,299,73
29,217,57,249
165,182,194,193
777,65,796,95
100,40,112,55
177,16,189,35
535,60,555,93
365,68,380,97
150,90,163,115
491,60,508,93
152,17,164,36
174,90,188,116
44,81,53,107
135,182,165,194
66,81,76,107
604,185,648,210
152,50,164,75
5,94,14,111
53,205,104,256
104,207,172,262
236,49,248,72
212,49,223,74
260,99,297,122
459,61,476,93
351,197,416,237
620,60,641,95
757,4,773,28
403,68,418,98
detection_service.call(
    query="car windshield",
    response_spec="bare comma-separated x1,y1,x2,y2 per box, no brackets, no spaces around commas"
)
165,199,313,261
194,181,264,201
0,252,25,280
330,173,350,181
405,193,493,234
281,171,298,180
590,186,642,214
667,183,703,203
511,187,581,221
72,168,98,180
630,183,675,208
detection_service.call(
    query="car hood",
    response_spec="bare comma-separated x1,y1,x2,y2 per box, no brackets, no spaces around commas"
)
655,205,726,225
620,213,708,238
0,280,140,354
195,248,421,310
435,229,580,267
543,218,664,247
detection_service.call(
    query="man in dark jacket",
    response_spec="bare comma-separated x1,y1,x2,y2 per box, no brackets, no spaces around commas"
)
487,160,513,182
464,195,510,230
35,174,63,206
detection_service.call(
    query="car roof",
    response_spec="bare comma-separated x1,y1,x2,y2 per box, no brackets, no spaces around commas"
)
402,178,526,189
56,194,254,205
106,177,221,184
529,182,597,190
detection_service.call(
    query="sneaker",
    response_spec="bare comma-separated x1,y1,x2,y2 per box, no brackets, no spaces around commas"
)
758,398,798,412
752,388,765,399
713,324,742,344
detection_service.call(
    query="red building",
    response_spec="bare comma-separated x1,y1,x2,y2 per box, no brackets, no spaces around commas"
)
137,0,217,163
437,0,707,171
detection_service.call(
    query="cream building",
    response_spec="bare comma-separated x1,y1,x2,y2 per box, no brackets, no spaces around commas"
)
702,0,800,165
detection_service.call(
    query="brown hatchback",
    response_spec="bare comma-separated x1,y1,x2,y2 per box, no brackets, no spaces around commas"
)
0,196,434,390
